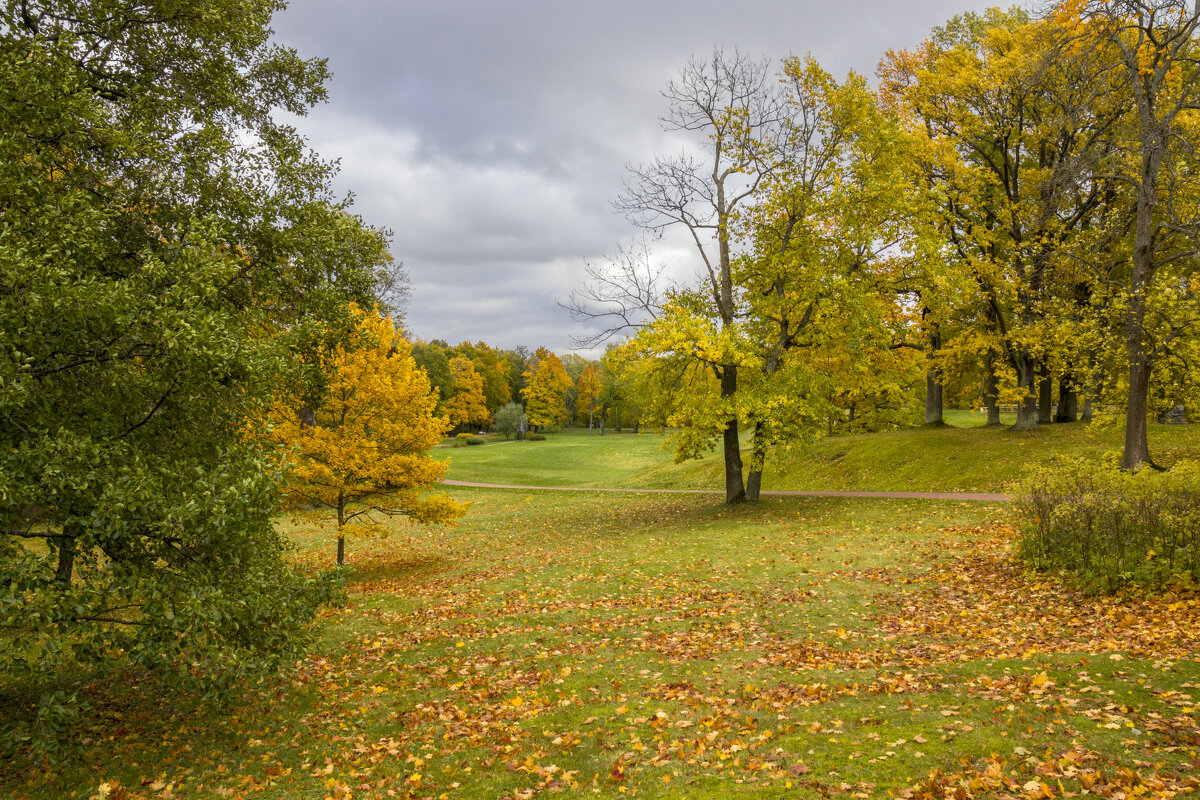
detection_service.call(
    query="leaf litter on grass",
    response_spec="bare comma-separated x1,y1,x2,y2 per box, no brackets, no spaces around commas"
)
14,492,1200,800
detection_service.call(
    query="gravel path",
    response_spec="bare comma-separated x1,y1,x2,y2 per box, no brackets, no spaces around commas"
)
440,479,1011,502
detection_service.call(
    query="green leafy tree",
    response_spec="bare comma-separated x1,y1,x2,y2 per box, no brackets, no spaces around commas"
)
492,401,527,439
0,0,390,746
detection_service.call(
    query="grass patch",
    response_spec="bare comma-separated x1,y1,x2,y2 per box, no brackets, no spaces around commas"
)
10,483,1200,799
442,421,1200,493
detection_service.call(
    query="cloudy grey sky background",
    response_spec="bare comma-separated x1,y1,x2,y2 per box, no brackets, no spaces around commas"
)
272,1,1011,356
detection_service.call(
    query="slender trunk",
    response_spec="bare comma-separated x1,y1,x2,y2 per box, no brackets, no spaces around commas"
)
599,410,606,436
1122,316,1153,469
923,316,944,426
56,522,80,586
984,351,1001,426
720,365,745,504
1038,366,1053,425
1122,176,1157,468
588,397,594,434
337,492,346,567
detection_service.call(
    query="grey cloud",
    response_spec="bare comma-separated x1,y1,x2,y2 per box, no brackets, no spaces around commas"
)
274,0,1013,355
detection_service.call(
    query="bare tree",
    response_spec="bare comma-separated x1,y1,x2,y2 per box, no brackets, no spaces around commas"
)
561,237,668,348
614,48,787,504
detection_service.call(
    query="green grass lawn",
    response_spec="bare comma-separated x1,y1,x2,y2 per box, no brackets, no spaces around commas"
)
7,425,1200,799
444,418,1200,493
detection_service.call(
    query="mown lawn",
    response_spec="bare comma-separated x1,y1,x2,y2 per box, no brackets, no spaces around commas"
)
443,419,1200,494
8,451,1200,799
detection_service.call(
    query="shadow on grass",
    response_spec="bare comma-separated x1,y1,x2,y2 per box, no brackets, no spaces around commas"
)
344,553,453,592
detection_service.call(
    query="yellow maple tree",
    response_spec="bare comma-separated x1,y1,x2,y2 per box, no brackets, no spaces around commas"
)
442,356,490,431
522,348,573,429
268,307,465,565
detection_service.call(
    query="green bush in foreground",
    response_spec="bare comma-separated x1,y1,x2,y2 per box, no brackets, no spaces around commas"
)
1015,458,1200,592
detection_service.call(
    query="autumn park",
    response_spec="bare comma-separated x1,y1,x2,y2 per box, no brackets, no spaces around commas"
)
5,1,1200,798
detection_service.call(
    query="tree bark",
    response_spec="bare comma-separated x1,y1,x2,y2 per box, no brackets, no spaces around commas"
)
337,492,346,566
56,522,80,586
924,373,944,426
1012,355,1039,431
746,422,766,503
1055,374,1078,423
983,351,1001,426
923,317,944,426
721,366,745,504
1038,366,1053,424
1122,320,1153,469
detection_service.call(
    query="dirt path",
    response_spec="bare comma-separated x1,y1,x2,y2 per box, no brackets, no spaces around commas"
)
440,479,1010,502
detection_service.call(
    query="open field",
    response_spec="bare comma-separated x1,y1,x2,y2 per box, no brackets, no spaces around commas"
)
7,425,1200,799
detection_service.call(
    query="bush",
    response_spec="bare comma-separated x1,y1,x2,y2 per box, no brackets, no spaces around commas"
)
1014,458,1200,592
465,436,486,445
455,432,473,440
526,433,546,441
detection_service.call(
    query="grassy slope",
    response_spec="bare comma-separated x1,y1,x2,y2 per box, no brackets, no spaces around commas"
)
445,417,1200,493
10,423,1200,799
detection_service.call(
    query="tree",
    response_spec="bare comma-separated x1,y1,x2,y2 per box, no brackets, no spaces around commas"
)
411,340,453,403
0,0,391,738
617,48,786,504
443,356,490,431
523,348,573,429
880,8,1127,432
455,341,511,414
492,401,526,439
1066,0,1200,468
576,364,601,431
268,309,465,566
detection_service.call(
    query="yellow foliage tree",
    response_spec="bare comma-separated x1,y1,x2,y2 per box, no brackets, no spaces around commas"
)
268,307,466,565
523,348,573,429
576,364,600,431
443,355,489,430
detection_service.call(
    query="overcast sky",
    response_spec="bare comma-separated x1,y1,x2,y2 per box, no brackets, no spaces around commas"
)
272,0,1014,356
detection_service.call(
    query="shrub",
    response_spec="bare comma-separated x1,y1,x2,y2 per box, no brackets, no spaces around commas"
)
465,436,486,445
1014,458,1200,592
526,433,546,441
455,432,473,440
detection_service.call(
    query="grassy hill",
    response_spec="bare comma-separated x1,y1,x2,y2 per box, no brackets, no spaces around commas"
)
444,413,1200,493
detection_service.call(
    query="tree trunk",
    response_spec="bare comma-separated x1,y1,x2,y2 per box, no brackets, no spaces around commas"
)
56,522,80,586
1055,375,1078,423
1122,169,1157,469
983,351,1001,426
1038,366,1053,424
924,373,944,426
599,411,606,436
746,422,765,503
1122,330,1153,469
337,493,346,567
1012,355,1039,431
923,317,944,426
720,365,745,504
